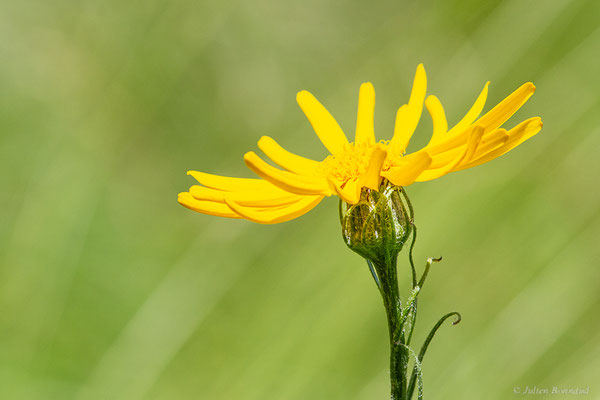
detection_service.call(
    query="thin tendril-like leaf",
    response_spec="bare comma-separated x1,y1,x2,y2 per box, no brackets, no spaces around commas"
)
406,297,417,345
402,187,418,289
407,312,462,399
396,286,420,343
400,343,423,400
366,259,381,289
418,256,442,289
408,223,418,288
402,187,414,220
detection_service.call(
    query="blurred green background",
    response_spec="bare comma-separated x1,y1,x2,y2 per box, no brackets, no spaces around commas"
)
1,0,599,399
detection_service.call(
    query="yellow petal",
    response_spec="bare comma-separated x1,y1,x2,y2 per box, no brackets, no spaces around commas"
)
189,185,300,207
178,192,241,218
416,125,484,182
447,82,489,136
382,150,432,187
329,178,361,204
425,95,448,146
389,64,427,154
471,129,508,159
428,128,507,169
358,144,387,191
456,118,542,171
428,148,461,169
481,128,507,144
424,82,536,155
187,171,275,192
296,90,349,155
226,195,324,224
189,185,227,202
257,136,322,175
244,151,332,196
474,82,536,133
355,82,376,145
388,105,408,157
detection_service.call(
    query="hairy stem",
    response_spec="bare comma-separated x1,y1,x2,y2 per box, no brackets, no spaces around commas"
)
373,253,410,400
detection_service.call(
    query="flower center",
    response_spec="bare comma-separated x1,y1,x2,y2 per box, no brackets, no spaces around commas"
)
322,143,372,182
322,141,392,182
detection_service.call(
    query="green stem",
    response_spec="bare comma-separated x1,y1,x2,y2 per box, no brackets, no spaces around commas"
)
376,187,417,400
374,248,429,400
372,256,405,400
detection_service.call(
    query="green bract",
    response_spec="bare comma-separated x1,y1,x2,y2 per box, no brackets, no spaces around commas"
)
339,179,413,265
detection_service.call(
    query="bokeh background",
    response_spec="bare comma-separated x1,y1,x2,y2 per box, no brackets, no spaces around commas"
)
1,0,599,399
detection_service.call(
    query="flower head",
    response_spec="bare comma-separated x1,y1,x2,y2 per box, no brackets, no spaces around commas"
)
179,64,542,224
340,180,413,264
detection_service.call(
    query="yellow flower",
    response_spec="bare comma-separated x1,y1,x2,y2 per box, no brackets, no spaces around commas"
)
178,64,542,224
